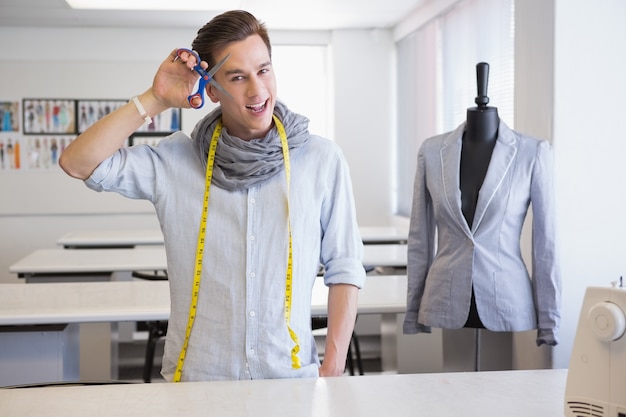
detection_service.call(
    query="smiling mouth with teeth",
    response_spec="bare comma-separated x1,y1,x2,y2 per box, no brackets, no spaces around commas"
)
246,100,267,113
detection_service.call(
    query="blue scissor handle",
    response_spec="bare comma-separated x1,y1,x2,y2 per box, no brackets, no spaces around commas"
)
176,48,231,108
177,48,209,109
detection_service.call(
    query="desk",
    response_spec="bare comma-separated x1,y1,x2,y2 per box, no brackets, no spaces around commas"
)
11,245,405,283
0,275,408,387
0,370,567,417
57,226,408,248
0,281,170,326
57,229,164,249
0,276,405,326
362,244,407,268
7,247,167,382
9,247,167,282
0,280,170,387
359,226,408,244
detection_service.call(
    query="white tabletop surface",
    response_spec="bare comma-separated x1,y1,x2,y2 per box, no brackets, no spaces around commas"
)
10,245,406,276
362,244,407,267
359,225,408,243
57,229,164,247
9,247,168,275
56,226,408,247
0,369,568,417
0,275,407,326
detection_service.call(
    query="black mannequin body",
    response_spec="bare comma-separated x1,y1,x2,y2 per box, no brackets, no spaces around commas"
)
460,106,499,225
460,63,499,329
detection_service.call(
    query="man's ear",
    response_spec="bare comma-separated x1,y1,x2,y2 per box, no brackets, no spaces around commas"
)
206,85,221,103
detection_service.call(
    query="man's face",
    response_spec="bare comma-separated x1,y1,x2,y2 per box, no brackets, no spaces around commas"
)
207,34,276,141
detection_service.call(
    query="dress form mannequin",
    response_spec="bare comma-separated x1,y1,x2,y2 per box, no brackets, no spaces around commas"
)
460,62,499,329
403,60,561,354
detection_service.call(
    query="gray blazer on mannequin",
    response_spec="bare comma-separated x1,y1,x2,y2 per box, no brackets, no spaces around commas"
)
402,121,561,345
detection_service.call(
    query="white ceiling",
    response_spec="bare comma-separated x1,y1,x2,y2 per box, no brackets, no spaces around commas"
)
0,0,426,30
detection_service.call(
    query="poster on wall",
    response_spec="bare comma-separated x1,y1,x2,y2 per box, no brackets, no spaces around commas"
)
22,99,77,135
77,99,126,133
3,96,173,172
0,101,20,132
0,137,21,170
23,136,75,169
0,136,76,171
129,136,167,147
134,107,181,135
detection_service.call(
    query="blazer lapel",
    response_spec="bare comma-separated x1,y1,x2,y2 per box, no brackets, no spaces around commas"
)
440,123,473,238
471,121,518,231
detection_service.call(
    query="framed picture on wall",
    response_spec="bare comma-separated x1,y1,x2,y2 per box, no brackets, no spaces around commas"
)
77,99,126,133
134,107,182,135
22,99,77,135
0,101,20,132
129,136,167,147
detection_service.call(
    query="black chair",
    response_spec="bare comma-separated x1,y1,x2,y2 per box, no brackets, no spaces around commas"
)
142,320,168,383
131,270,168,383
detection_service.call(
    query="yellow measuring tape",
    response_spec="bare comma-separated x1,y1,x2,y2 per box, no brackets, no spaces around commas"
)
173,115,299,382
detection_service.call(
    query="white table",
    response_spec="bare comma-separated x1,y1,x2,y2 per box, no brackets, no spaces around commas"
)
57,229,164,249
0,276,406,326
7,247,168,383
9,247,167,282
0,275,408,387
0,369,568,417
359,226,408,244
57,226,408,248
362,244,407,268
11,245,405,283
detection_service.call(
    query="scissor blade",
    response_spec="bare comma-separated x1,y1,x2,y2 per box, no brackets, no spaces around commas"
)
204,53,232,98
209,79,232,97
208,53,230,77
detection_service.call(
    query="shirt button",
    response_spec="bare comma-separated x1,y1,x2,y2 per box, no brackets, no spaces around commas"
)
249,311,256,317
249,198,256,204
250,235,255,241
249,349,255,355
250,272,256,278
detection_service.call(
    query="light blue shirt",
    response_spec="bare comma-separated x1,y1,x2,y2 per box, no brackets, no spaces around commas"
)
85,131,365,381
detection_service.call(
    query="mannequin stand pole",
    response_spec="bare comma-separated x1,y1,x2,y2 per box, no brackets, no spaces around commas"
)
474,328,481,372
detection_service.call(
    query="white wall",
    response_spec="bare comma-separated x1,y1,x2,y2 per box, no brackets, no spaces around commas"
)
332,29,395,226
515,0,626,371
494,0,626,369
550,0,626,369
0,26,394,283
512,0,556,370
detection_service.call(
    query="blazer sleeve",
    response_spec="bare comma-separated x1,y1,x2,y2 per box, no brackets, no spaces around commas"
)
530,139,562,345
403,143,437,334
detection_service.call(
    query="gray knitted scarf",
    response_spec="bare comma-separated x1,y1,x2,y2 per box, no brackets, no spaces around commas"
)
191,100,310,191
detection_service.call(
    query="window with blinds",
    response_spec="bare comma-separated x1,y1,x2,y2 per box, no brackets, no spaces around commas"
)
395,0,514,217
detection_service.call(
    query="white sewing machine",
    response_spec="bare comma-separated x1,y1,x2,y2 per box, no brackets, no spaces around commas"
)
565,281,626,417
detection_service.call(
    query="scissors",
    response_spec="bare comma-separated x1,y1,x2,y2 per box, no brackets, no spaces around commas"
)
176,48,231,109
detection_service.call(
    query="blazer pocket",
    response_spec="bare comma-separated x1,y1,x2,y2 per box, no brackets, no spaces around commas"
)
494,269,536,325
421,269,453,314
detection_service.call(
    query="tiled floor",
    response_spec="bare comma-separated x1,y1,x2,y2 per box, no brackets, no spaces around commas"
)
118,333,383,383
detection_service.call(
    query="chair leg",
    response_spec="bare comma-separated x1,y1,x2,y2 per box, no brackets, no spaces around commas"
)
143,328,157,383
351,331,364,375
143,321,167,383
346,344,355,375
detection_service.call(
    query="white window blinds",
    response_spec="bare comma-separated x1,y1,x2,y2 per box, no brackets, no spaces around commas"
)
395,0,514,217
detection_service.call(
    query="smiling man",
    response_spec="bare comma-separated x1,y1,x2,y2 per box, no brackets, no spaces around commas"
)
59,10,365,382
